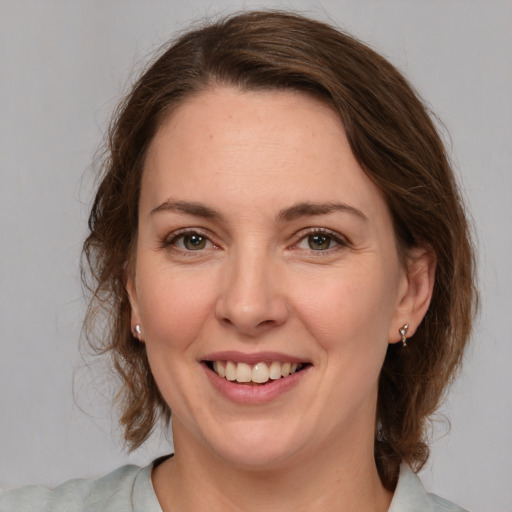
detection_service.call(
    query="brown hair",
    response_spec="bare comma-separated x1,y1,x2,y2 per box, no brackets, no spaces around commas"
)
82,11,476,489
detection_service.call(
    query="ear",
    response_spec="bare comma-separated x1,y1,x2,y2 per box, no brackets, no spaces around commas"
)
389,247,436,344
126,273,143,341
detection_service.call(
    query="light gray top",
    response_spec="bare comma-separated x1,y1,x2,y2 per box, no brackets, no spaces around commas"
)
0,461,468,511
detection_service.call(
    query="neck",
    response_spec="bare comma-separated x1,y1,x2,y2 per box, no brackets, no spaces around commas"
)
152,425,392,512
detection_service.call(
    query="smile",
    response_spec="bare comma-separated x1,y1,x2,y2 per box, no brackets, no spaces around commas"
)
207,361,306,384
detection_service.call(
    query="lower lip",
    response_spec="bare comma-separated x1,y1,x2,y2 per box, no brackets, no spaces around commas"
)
203,364,310,404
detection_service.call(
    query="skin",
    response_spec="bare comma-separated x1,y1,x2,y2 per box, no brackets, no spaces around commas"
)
127,88,435,512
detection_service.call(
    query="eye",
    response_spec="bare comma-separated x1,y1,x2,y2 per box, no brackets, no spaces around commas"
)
295,229,346,251
170,231,213,251
305,233,336,250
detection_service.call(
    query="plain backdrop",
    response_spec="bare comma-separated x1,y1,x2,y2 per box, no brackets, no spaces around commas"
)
1,1,511,511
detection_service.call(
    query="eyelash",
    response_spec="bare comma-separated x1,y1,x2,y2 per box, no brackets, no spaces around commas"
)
162,227,350,254
291,227,350,254
163,228,218,254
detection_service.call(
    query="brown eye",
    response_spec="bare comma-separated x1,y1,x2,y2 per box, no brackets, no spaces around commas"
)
295,230,344,252
172,232,211,251
307,233,334,250
183,233,207,250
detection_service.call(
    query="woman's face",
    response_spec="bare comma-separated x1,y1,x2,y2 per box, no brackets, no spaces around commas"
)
128,88,412,468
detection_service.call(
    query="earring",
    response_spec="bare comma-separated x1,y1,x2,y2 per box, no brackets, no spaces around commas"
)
399,323,409,348
134,324,142,338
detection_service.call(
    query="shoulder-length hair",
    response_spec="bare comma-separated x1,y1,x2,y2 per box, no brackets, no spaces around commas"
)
82,11,477,489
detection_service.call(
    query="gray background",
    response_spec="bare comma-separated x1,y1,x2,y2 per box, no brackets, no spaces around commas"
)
1,1,511,510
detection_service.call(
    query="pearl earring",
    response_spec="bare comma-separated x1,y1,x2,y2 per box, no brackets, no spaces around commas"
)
399,323,409,348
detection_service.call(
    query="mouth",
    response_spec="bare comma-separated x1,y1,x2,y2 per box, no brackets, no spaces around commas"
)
204,360,310,385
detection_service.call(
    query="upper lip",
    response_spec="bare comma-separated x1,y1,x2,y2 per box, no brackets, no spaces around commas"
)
201,351,310,365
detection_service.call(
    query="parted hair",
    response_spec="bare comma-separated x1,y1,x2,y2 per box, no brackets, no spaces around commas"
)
82,11,476,489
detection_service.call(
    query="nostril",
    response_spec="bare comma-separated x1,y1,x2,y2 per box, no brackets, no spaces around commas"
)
215,290,289,334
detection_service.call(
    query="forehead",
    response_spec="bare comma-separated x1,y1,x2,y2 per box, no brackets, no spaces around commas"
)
141,87,389,221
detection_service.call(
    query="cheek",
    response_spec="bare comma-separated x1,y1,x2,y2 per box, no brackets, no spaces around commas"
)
294,263,400,351
135,267,219,413
136,264,219,350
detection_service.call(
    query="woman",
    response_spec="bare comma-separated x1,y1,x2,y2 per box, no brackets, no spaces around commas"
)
0,11,475,512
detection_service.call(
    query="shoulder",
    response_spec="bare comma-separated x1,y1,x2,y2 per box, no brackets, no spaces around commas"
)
389,463,469,512
0,463,162,512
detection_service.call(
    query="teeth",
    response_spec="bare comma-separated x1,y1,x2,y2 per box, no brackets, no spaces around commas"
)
225,361,236,381
252,362,270,383
269,361,282,380
213,361,225,378
210,360,305,384
236,362,252,383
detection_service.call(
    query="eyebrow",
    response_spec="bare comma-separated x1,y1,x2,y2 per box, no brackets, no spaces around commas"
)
150,199,224,219
276,201,367,222
150,199,367,223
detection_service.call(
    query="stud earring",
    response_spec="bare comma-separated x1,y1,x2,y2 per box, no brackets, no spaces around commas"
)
399,323,409,348
134,324,142,338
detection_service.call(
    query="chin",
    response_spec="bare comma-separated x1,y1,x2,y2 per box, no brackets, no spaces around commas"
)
216,444,300,471
201,420,307,470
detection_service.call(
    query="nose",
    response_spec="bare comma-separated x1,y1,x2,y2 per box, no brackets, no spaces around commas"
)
215,249,289,337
